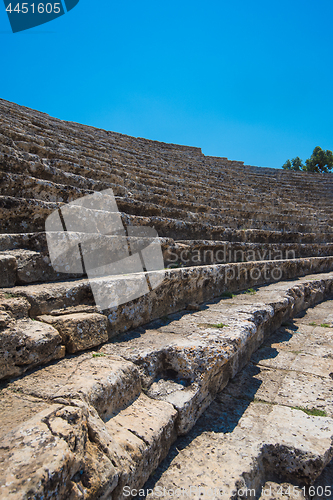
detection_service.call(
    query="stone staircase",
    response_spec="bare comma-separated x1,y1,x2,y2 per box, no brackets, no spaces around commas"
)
1,98,333,499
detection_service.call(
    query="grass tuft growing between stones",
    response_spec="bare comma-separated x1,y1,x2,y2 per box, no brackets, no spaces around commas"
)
209,323,229,329
92,353,106,358
309,322,317,326
320,323,331,328
221,291,235,299
3,293,16,299
292,406,327,417
243,288,257,295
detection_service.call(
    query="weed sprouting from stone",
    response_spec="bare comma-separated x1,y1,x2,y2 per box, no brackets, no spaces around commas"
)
292,406,327,417
320,323,331,328
309,322,317,326
92,353,106,358
243,288,257,295
221,291,235,298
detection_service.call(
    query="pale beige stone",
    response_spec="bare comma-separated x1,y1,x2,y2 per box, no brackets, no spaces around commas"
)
38,312,109,353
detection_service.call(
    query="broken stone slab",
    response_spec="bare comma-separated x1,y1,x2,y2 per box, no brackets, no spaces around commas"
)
0,318,65,380
38,312,109,353
0,253,17,287
10,353,141,420
6,278,94,317
0,403,119,500
0,390,176,500
261,405,333,484
105,393,177,499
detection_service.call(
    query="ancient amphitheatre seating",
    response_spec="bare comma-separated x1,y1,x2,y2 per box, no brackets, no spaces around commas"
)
0,98,333,499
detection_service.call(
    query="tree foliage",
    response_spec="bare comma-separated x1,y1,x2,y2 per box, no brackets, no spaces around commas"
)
282,147,333,173
282,156,303,171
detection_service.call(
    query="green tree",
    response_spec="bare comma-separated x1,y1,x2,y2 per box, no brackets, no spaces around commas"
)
282,147,333,173
282,156,304,171
282,159,292,170
303,146,333,173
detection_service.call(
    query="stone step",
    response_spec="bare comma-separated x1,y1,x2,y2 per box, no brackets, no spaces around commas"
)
3,230,333,261
1,272,333,499
1,256,333,379
3,167,332,228
0,142,317,208
0,145,127,193
2,195,333,239
2,127,333,217
4,150,331,217
2,237,333,287
1,124,329,202
2,99,333,193
0,166,331,235
143,302,333,499
166,240,333,268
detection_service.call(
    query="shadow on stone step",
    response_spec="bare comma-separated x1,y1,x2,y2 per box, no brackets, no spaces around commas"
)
141,364,263,493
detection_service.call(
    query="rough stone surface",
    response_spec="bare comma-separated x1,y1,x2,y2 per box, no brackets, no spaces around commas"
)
10,353,141,420
106,393,178,498
0,404,119,500
38,312,109,353
142,299,333,499
0,253,17,287
0,318,64,380
102,273,333,434
1,99,333,500
1,278,332,499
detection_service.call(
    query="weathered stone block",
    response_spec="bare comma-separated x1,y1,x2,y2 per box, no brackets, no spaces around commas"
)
0,404,119,500
10,353,141,419
106,393,177,496
38,312,109,353
0,318,64,380
0,253,17,287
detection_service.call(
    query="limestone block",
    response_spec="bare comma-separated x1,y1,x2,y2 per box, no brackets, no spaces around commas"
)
10,353,141,420
38,312,109,353
0,253,17,287
0,404,119,500
0,318,64,380
106,393,177,496
0,294,31,319
13,248,63,284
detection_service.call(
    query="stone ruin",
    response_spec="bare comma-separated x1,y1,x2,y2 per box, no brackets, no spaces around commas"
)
0,98,333,499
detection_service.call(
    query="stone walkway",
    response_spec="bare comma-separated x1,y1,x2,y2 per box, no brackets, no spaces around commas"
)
143,300,333,500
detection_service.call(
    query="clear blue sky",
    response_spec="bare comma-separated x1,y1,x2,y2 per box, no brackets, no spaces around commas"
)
1,0,332,168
